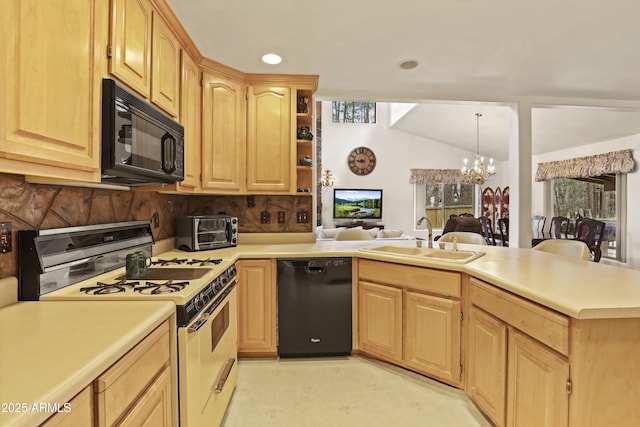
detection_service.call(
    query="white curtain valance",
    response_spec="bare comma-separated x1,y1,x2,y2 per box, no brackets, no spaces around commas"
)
409,169,464,184
535,149,635,182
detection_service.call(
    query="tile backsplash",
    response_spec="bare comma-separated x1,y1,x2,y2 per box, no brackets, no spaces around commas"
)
0,173,312,278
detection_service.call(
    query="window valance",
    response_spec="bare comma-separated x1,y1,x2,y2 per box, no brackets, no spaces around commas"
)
535,149,635,182
409,169,464,184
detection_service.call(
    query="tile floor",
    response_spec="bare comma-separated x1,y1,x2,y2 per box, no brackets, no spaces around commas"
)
222,356,493,427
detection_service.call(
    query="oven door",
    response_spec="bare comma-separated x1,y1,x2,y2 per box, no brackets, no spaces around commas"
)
178,285,238,427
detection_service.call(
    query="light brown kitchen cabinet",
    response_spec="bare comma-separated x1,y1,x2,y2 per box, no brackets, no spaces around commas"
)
117,367,172,426
150,11,181,117
0,0,107,182
95,320,171,427
237,259,277,357
467,306,507,427
404,290,461,384
246,84,293,193
40,386,93,427
506,329,569,427
468,278,569,427
357,259,463,387
109,0,153,98
358,281,403,362
177,50,201,191
201,67,246,193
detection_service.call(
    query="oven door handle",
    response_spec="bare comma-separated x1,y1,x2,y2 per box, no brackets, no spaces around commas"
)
187,313,209,333
212,357,236,394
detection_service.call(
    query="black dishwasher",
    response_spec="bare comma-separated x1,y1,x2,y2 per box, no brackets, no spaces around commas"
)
277,258,352,357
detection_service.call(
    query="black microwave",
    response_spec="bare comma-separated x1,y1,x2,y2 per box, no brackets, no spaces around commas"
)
101,79,185,186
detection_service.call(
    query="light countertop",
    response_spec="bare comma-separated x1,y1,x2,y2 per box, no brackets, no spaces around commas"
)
0,301,175,427
190,239,640,320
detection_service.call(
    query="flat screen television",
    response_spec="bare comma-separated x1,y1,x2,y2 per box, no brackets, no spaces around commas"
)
333,189,383,220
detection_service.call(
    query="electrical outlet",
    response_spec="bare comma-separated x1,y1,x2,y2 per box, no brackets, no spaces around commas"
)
247,195,255,208
0,222,11,253
261,211,271,224
296,211,310,223
152,212,160,228
278,212,285,224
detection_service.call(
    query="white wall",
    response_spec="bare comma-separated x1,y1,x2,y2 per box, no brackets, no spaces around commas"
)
320,102,508,238
531,135,640,268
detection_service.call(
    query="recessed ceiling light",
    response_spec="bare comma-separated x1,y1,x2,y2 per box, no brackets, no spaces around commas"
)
398,60,419,70
262,53,282,65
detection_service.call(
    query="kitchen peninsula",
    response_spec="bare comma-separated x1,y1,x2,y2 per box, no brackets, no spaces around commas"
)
213,239,640,427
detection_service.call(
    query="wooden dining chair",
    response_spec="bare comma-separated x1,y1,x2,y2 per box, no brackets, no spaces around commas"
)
574,218,606,262
549,216,569,238
497,218,509,247
478,216,496,245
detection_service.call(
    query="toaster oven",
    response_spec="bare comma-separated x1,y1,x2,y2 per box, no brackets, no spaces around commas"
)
176,215,238,251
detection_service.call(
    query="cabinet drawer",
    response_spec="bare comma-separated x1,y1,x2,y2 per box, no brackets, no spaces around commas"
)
95,320,170,426
469,278,569,356
40,385,93,426
358,259,460,297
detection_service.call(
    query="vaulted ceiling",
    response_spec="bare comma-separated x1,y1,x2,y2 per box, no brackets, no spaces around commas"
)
167,0,640,158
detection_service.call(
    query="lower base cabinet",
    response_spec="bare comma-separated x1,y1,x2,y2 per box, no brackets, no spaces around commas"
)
40,386,93,427
237,259,277,357
358,281,403,361
468,279,569,427
357,259,463,387
404,291,461,384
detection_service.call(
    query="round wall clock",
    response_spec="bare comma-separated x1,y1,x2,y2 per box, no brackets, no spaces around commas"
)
347,146,377,175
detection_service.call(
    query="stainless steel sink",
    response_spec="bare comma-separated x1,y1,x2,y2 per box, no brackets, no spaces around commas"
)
359,245,485,263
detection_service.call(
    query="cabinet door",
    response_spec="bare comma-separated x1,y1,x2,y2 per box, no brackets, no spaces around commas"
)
109,0,153,98
202,73,246,192
178,51,201,191
506,329,569,427
467,307,507,427
358,281,403,361
1,0,105,181
246,85,292,193
404,291,461,385
119,367,172,427
151,12,180,117
237,259,277,356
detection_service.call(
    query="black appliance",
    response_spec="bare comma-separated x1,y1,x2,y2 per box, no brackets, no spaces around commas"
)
277,258,352,357
101,78,185,186
176,215,239,251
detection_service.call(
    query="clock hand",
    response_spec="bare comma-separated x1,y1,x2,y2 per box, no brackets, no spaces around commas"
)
356,159,367,164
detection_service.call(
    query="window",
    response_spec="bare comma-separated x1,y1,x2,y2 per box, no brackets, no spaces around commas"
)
331,101,376,123
414,182,476,229
551,174,625,261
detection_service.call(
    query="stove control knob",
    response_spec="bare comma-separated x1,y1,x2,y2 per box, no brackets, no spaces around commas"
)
201,290,210,304
193,295,203,311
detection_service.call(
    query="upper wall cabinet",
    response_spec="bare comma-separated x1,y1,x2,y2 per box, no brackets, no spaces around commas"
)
201,67,246,193
177,50,201,191
0,0,108,181
109,0,180,118
109,0,153,99
150,11,181,117
246,83,292,193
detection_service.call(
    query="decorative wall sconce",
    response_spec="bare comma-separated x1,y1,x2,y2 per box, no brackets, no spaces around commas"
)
321,169,335,187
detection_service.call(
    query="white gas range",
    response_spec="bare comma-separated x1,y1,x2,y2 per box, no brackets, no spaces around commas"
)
18,221,238,427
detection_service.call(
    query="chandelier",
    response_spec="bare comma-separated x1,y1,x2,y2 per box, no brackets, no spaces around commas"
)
461,113,495,185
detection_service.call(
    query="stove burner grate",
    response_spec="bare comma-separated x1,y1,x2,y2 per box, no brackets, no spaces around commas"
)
187,257,223,266
133,280,190,294
81,280,140,295
151,258,188,266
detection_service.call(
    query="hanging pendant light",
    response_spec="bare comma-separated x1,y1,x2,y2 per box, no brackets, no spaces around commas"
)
461,113,495,185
